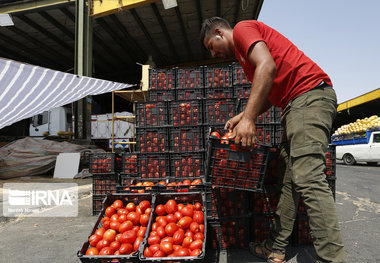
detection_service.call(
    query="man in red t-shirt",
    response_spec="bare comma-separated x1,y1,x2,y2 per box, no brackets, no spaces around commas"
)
201,17,344,263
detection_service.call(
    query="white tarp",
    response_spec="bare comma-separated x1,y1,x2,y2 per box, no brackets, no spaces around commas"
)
0,58,134,130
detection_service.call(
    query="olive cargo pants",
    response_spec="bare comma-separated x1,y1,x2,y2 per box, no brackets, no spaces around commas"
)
267,85,345,263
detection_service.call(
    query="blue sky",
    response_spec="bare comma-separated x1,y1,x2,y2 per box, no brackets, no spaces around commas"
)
258,0,380,103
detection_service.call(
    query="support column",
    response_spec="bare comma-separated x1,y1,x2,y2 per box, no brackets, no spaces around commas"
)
74,0,93,141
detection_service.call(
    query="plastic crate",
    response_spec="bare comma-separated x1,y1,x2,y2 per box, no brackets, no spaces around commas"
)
204,65,232,88
327,177,336,200
234,85,251,99
78,193,155,262
169,126,203,153
325,144,336,178
89,153,116,174
159,178,205,193
252,185,280,215
148,90,175,102
136,128,169,154
255,124,283,146
205,86,234,99
205,187,219,220
240,100,282,124
149,68,175,91
263,147,281,184
294,214,312,245
209,217,250,250
92,195,106,216
169,152,205,178
168,100,202,127
176,88,203,100
203,99,237,126
136,102,168,128
117,177,161,193
216,188,252,219
232,63,251,85
176,67,203,89
251,214,274,243
120,153,138,175
205,129,270,192
92,173,118,196
139,192,207,261
138,153,170,179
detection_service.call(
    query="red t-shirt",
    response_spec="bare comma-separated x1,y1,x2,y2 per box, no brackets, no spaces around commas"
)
233,20,332,109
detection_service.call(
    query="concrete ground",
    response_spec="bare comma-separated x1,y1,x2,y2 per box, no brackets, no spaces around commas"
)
0,162,379,263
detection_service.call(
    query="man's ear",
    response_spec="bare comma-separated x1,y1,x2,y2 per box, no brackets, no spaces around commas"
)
214,28,223,38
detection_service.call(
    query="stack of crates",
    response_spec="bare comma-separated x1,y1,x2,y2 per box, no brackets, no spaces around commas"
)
89,152,119,215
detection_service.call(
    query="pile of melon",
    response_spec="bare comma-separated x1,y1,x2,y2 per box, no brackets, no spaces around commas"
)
333,115,380,135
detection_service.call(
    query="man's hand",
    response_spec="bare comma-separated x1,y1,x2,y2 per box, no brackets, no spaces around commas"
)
224,112,244,130
230,115,256,147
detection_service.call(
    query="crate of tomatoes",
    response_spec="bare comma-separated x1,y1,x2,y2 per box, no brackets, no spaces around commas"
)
90,153,116,174
139,192,207,261
78,193,155,262
205,129,270,192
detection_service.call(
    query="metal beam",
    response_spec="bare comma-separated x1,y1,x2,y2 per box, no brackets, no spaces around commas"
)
337,88,380,112
0,31,64,69
0,0,73,14
130,8,165,65
195,0,207,60
96,17,136,65
108,14,147,64
91,0,158,18
174,6,194,60
6,24,72,69
151,2,179,63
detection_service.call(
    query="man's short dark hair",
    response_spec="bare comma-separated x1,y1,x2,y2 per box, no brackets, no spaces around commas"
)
200,17,232,46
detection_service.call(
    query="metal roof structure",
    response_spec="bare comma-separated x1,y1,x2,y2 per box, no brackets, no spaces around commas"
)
0,0,264,84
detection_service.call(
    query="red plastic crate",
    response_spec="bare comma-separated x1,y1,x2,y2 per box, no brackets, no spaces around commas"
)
136,102,168,128
169,152,205,178
136,128,169,154
203,99,236,126
169,100,202,126
138,153,170,179
204,65,232,88
206,129,270,192
176,67,203,89
169,126,203,153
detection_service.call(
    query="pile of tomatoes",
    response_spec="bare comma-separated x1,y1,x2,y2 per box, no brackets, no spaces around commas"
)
85,199,152,256
143,199,205,258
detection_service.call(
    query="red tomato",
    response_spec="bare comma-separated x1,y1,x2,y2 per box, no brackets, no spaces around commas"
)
102,217,110,223
133,237,143,251
190,222,200,233
126,202,136,212
165,222,179,236
148,235,160,246
110,214,119,222
115,233,123,242
193,211,204,224
149,244,161,254
190,248,202,256
118,214,128,223
119,243,132,254
119,221,133,233
173,229,185,245
95,227,106,237
103,220,110,230
96,239,110,251
120,230,136,244
189,239,203,250
165,199,178,214
144,247,153,257
145,208,152,215
161,236,174,243
132,225,140,234
110,221,121,231
110,241,121,252
151,222,159,232
177,204,185,212
194,232,204,241
139,200,151,212
125,212,139,225
99,247,113,255
194,202,203,211
174,211,183,221
103,229,116,242
140,213,150,227
166,214,177,223
178,216,192,229
113,200,123,209
184,230,194,239
160,241,174,255
156,226,166,239
182,236,193,248
156,217,168,228
199,224,205,233
173,244,182,251
174,247,190,257
117,208,128,216
85,247,99,255
181,205,194,217
155,204,166,216
191,179,202,185
89,234,102,247
153,250,165,257
211,131,221,138
105,207,116,217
